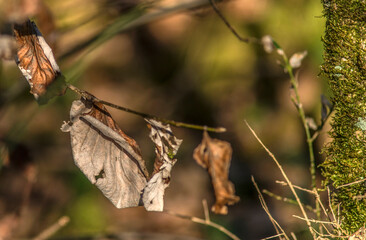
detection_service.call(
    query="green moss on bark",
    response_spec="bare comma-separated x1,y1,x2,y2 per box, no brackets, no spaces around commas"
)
320,0,366,233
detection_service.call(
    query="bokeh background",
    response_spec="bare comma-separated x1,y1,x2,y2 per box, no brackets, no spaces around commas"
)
0,0,330,239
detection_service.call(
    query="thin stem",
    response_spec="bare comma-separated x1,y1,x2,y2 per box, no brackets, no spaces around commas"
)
263,189,315,212
245,121,317,239
279,52,321,227
32,216,70,240
67,84,226,133
164,210,240,240
208,0,259,44
275,181,315,195
202,199,210,223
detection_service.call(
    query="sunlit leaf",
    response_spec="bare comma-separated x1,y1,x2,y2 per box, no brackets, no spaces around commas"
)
61,99,149,208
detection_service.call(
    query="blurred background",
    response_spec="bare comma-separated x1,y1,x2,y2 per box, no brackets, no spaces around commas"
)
0,0,330,239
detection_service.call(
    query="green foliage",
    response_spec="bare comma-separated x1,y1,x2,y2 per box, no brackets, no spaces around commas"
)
320,0,366,233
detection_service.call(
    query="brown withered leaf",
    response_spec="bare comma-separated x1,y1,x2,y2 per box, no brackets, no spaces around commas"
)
13,20,66,104
142,119,182,211
61,99,149,208
193,131,239,214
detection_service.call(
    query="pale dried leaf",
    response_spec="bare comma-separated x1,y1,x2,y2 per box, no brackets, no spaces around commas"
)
61,99,149,208
193,131,239,214
289,51,307,68
13,20,66,103
143,118,182,211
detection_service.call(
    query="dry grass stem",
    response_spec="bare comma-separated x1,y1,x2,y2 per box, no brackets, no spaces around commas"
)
275,181,315,195
202,199,210,223
290,232,297,240
245,120,317,239
263,189,315,212
292,215,334,225
261,233,286,240
252,176,289,240
164,208,240,240
32,216,70,240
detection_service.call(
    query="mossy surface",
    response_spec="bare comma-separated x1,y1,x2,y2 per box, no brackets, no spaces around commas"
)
320,0,366,233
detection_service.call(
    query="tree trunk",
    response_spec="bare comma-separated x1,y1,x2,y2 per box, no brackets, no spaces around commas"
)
320,0,366,233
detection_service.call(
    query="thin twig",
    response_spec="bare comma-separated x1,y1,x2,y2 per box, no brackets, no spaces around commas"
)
261,233,286,240
164,210,240,240
336,178,366,189
262,189,315,212
245,121,317,239
32,216,70,240
290,232,297,240
208,0,258,44
275,181,315,195
252,176,289,240
202,199,210,223
67,84,226,133
292,215,335,225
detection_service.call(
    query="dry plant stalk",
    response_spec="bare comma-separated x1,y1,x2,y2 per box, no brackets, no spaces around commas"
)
252,176,289,240
244,120,317,239
32,216,70,240
165,200,240,240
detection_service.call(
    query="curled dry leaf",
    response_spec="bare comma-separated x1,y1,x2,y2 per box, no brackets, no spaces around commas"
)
61,99,149,208
13,20,66,104
193,131,239,214
143,118,182,211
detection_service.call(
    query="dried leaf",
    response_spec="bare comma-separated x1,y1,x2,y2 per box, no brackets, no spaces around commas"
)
61,99,149,208
289,50,307,69
193,131,239,214
13,20,66,104
142,118,182,211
